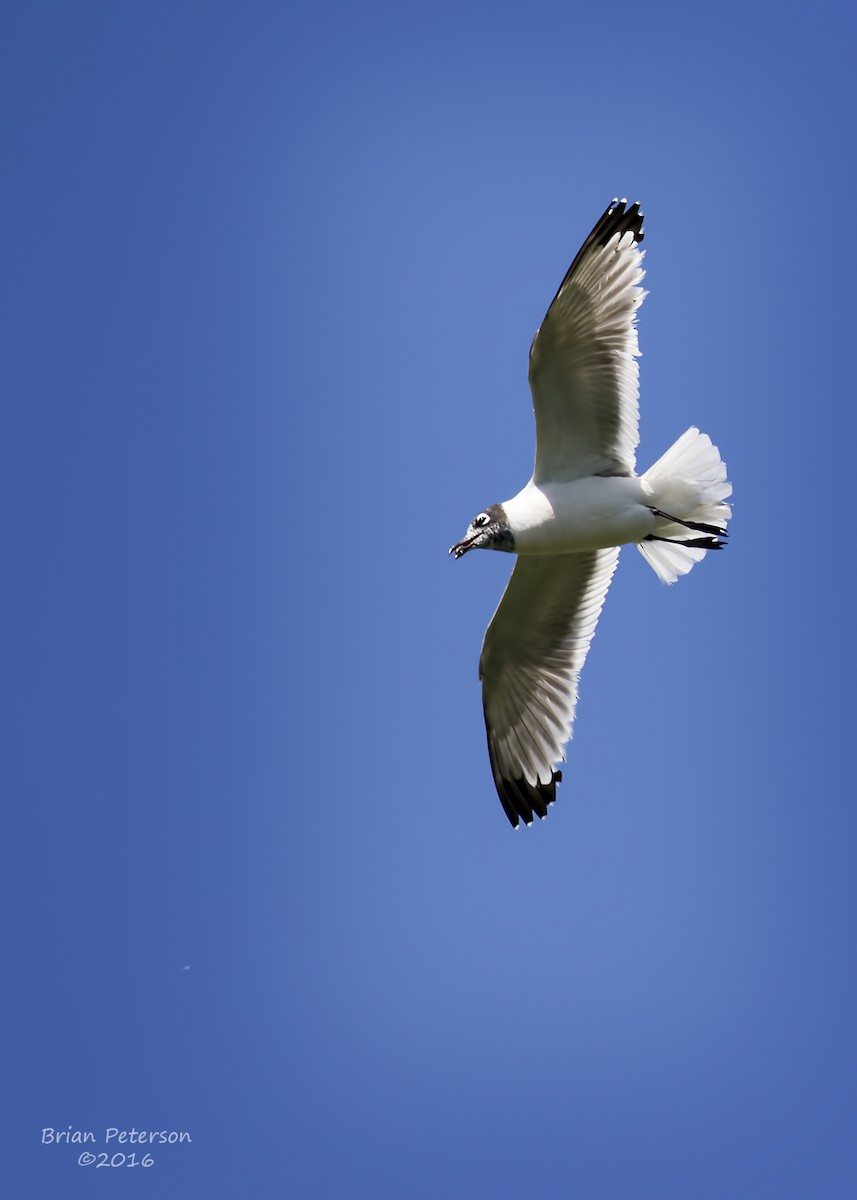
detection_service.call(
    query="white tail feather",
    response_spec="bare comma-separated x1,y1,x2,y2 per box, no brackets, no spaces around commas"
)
637,538,707,584
638,427,732,584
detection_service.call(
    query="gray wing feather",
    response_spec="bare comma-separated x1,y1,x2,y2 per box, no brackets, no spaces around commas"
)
479,548,620,826
528,199,646,483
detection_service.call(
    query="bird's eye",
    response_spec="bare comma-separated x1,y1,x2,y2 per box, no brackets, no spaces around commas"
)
473,512,490,528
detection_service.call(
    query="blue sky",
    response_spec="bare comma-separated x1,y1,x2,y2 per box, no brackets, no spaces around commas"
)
4,1,856,1196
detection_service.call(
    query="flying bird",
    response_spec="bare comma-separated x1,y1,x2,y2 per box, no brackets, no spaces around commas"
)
450,199,732,828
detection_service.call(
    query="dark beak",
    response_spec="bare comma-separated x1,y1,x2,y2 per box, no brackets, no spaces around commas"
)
449,536,476,559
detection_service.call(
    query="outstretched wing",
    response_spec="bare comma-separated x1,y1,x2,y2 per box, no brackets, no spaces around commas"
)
479,548,620,827
528,199,646,483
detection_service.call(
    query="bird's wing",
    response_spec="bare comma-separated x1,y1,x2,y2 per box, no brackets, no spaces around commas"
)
528,199,646,483
479,547,620,827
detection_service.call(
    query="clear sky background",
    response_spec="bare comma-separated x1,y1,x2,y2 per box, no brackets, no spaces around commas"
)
4,2,856,1197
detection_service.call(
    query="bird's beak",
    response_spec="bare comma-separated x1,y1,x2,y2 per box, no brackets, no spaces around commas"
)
449,534,477,559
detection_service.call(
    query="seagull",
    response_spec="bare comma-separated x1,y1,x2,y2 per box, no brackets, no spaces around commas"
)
450,199,732,828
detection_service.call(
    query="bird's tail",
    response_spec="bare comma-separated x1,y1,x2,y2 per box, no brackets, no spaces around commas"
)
637,427,732,584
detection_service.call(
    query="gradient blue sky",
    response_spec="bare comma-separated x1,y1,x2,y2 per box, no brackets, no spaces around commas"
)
5,2,856,1197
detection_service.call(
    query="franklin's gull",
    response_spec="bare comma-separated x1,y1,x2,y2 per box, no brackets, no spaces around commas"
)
450,199,732,827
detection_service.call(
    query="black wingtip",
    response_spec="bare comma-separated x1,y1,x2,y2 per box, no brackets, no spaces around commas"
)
538,199,645,323
493,765,562,829
598,198,644,247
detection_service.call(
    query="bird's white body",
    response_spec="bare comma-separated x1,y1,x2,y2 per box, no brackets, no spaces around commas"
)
503,475,656,555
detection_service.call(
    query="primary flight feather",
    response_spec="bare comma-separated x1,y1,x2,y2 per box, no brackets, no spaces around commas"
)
450,199,732,827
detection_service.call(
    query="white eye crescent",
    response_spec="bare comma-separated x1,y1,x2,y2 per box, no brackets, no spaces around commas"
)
473,512,490,528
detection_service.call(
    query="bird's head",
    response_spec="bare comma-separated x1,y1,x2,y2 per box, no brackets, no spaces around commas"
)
449,503,515,558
